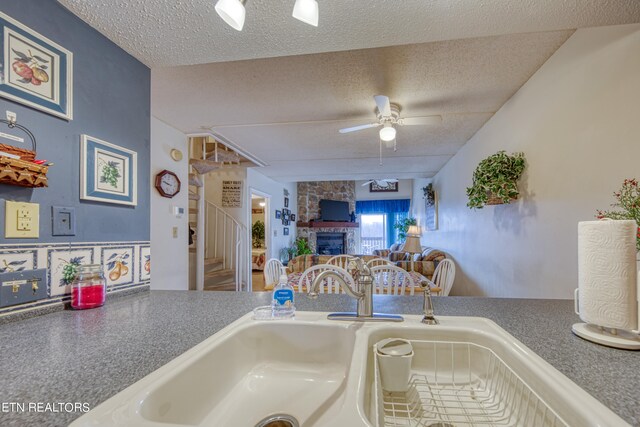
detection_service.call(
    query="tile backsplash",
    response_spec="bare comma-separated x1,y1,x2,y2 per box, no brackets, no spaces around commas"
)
0,241,150,314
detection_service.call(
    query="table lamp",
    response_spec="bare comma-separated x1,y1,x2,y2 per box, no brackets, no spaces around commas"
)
402,225,422,271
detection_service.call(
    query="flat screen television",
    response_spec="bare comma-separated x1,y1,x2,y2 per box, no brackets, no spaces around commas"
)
319,199,350,222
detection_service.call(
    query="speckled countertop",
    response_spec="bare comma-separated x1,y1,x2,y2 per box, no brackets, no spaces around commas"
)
0,291,638,427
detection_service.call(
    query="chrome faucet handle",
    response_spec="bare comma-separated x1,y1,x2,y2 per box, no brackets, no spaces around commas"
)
420,280,439,325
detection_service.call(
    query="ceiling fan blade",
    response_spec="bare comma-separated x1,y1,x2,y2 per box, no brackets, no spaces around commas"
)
399,115,442,126
374,95,391,117
339,123,380,134
362,180,374,186
384,179,399,183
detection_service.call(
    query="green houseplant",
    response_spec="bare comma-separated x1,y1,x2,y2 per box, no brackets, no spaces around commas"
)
289,237,313,257
394,217,417,242
466,150,526,209
596,178,640,252
251,220,265,248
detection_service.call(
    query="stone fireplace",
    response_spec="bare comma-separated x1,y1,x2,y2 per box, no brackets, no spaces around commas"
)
296,181,359,255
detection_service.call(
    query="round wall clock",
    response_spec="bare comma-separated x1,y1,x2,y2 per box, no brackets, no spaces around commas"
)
155,170,181,198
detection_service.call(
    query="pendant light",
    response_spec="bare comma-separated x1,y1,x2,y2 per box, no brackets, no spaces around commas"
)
292,0,319,27
379,123,396,142
215,0,247,31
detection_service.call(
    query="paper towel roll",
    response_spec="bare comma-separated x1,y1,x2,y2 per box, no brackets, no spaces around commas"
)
578,220,638,330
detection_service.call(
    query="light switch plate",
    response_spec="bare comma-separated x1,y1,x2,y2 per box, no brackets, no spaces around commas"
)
5,200,39,238
52,206,76,236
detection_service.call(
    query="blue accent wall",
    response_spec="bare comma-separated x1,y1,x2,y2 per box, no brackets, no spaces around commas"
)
0,0,150,244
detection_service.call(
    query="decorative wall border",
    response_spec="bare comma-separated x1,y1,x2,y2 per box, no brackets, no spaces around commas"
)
0,241,150,315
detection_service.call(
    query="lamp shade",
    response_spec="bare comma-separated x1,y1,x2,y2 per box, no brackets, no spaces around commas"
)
215,0,247,31
292,0,319,26
407,225,422,236
402,235,422,254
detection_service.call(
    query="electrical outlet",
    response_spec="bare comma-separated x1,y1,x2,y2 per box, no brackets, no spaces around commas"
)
5,201,39,238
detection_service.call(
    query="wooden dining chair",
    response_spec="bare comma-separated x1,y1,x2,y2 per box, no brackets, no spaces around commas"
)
428,259,456,296
370,264,417,295
263,258,284,289
297,264,355,294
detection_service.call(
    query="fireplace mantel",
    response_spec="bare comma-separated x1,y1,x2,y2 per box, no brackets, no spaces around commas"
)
296,221,359,228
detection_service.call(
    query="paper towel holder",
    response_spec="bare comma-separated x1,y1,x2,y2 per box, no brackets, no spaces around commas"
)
572,289,640,350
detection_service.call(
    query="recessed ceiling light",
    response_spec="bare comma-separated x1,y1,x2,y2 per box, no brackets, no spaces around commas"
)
292,0,319,27
215,0,247,31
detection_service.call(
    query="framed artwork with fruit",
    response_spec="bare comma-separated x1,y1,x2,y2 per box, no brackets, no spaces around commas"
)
80,134,137,206
0,12,73,120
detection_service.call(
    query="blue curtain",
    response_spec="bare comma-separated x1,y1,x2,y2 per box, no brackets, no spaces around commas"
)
356,199,411,247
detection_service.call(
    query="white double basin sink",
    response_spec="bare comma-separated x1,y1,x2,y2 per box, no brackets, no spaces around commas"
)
71,312,629,427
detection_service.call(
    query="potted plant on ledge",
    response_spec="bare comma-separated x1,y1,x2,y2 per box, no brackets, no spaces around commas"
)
466,150,526,209
596,178,640,257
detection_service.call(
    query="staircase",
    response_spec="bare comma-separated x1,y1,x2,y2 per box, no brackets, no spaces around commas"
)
203,201,247,291
188,135,249,291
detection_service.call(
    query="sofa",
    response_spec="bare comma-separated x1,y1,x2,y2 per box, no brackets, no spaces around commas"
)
372,246,447,280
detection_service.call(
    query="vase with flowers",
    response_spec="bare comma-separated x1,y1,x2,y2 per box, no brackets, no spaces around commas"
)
596,178,640,263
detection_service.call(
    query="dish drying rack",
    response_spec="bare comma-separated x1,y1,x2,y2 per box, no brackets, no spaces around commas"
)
372,339,568,427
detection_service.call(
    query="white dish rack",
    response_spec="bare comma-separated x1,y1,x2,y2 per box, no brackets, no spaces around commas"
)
372,339,569,427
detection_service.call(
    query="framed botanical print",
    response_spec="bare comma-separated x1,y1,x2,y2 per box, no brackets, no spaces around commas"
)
0,12,73,120
80,135,137,206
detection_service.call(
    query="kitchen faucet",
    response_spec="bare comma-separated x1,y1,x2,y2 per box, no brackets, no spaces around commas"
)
308,257,403,322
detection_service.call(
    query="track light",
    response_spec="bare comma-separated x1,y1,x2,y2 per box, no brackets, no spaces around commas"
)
379,123,396,142
292,0,319,27
215,0,247,31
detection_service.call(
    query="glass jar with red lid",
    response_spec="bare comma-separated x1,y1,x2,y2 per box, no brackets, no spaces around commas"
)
71,264,106,310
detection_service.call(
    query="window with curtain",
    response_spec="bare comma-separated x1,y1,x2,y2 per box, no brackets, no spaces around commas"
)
356,199,411,250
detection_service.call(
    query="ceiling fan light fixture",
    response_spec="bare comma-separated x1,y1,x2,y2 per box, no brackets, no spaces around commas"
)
215,0,247,31
379,123,396,142
292,0,319,26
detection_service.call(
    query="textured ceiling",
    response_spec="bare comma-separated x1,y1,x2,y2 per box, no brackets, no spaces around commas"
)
59,0,640,67
152,31,572,181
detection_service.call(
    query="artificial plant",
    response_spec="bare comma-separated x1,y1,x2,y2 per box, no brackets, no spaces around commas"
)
596,178,640,252
466,150,526,209
290,237,313,257
394,217,417,242
251,220,265,248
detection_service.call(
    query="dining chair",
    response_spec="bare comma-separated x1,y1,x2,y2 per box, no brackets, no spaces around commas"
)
370,264,417,295
327,255,353,270
428,259,456,296
366,257,393,268
263,258,284,289
297,264,355,294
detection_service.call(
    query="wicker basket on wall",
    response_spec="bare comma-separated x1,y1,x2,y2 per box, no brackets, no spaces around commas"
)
485,193,517,205
0,120,48,188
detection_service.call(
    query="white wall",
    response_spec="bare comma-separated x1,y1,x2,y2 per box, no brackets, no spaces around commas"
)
423,24,640,299
247,168,297,261
355,179,413,201
150,117,189,290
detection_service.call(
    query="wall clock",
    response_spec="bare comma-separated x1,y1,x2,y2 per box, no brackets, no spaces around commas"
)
155,170,181,198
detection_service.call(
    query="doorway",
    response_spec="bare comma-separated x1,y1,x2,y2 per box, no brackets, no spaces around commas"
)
250,190,270,292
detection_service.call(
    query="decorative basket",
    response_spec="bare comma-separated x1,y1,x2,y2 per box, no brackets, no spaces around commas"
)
486,193,517,205
0,120,48,188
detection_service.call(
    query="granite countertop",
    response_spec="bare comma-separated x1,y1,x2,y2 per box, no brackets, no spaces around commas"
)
0,291,638,426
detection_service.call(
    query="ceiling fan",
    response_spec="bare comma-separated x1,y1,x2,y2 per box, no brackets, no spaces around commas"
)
339,95,442,152
362,179,398,188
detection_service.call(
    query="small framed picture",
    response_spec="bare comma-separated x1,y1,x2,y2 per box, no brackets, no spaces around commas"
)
283,227,289,236
290,214,296,221
80,135,137,206
275,210,281,219
284,197,289,208
281,217,287,226
0,12,73,120
284,208,290,215
283,213,290,221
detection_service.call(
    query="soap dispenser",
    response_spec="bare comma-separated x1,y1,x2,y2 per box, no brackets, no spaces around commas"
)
272,268,295,318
